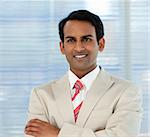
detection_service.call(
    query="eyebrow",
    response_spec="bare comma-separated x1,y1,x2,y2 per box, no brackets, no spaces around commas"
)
82,35,93,38
65,34,93,39
65,36,75,39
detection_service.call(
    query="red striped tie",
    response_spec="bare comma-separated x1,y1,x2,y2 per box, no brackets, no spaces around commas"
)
72,80,83,122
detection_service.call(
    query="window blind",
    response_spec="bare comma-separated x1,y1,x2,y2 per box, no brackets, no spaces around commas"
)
0,0,149,136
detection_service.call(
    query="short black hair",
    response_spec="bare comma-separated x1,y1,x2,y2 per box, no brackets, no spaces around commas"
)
58,10,104,43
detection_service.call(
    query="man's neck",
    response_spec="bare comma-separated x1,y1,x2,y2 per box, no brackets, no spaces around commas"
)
70,66,97,79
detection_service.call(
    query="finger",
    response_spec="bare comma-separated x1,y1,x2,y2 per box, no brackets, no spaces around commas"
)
26,121,43,129
25,126,40,133
25,130,39,137
25,124,41,136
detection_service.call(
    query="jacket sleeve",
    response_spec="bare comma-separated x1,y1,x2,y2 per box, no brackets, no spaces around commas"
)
58,85,143,137
27,88,49,122
24,88,49,137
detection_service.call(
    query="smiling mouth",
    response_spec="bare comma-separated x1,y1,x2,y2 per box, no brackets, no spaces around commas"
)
73,54,88,59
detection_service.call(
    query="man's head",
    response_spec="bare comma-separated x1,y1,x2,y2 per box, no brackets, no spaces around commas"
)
59,10,104,44
58,10,105,78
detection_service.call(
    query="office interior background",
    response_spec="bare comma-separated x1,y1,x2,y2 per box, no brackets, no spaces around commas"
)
0,0,149,136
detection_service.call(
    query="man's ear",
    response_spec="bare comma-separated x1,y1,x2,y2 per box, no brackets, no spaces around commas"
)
98,37,105,52
59,41,65,54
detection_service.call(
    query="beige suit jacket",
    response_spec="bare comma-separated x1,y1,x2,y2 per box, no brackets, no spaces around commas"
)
25,69,142,137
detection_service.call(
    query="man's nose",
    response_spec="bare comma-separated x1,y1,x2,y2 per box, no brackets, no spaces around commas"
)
74,41,85,52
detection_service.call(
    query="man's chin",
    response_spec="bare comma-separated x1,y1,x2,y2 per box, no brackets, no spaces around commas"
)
72,65,92,72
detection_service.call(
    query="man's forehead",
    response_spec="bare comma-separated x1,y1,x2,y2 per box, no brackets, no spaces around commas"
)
64,20,95,30
63,21,96,38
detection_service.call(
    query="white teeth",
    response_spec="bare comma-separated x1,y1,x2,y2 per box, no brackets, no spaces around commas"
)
75,55,86,59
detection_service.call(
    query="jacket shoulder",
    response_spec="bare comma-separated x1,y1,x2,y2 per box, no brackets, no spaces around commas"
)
32,74,67,96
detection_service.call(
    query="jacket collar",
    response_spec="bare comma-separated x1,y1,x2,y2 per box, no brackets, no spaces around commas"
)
52,68,115,126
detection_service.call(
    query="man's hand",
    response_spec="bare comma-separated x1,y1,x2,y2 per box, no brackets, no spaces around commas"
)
24,119,60,137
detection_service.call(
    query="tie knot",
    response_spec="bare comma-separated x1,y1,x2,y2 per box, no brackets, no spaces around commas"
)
74,80,83,90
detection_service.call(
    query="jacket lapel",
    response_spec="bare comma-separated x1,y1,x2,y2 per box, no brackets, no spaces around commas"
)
76,69,115,127
52,74,75,124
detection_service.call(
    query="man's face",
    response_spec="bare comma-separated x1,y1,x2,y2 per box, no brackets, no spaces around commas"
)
60,20,105,77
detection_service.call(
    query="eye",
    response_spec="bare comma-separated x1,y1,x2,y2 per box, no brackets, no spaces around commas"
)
66,38,75,43
82,37,92,42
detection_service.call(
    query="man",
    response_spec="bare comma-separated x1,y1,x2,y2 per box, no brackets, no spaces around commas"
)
25,10,142,137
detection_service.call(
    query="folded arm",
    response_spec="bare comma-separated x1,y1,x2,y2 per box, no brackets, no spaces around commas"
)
25,85,142,137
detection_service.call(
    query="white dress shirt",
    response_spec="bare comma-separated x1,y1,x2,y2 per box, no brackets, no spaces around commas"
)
68,66,100,110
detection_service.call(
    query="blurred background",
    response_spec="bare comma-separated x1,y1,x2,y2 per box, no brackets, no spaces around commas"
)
0,0,149,136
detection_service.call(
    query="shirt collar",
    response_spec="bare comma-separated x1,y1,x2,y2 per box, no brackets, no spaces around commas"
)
68,66,100,90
